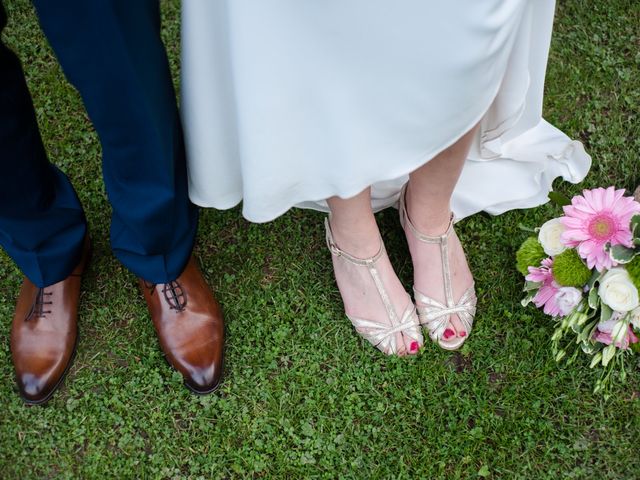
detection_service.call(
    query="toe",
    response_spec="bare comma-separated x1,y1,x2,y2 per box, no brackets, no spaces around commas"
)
434,315,467,351
391,332,405,356
400,330,422,356
449,315,467,339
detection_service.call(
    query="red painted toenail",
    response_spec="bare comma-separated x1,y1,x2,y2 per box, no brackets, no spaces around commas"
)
410,341,419,352
443,328,455,339
459,331,467,337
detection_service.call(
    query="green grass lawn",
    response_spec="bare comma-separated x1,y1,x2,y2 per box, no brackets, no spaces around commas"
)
1,1,639,478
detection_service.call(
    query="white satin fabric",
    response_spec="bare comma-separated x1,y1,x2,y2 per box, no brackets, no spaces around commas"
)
181,0,591,223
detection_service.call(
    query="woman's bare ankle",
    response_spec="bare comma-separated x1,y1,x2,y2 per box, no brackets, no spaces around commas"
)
405,191,452,236
328,216,381,259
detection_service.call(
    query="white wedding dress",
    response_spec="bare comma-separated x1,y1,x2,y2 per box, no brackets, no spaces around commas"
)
181,0,591,223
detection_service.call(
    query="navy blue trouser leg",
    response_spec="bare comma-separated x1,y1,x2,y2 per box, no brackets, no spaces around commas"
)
2,0,198,285
0,1,87,288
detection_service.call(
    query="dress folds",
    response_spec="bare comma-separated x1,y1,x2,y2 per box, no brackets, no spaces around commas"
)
181,0,590,222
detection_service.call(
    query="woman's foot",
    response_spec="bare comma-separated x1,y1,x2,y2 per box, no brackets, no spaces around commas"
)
400,183,476,350
326,216,423,355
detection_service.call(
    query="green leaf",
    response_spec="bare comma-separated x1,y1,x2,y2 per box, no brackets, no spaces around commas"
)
576,312,589,326
578,320,598,343
571,312,589,333
477,465,490,477
587,269,604,290
601,345,617,367
594,379,604,395
523,280,542,292
521,291,536,307
588,287,600,310
548,191,572,207
631,214,640,238
600,303,613,323
571,324,582,334
607,243,637,264
589,352,603,368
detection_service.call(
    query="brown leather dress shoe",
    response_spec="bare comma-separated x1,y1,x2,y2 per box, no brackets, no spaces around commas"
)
10,237,91,405
140,256,224,394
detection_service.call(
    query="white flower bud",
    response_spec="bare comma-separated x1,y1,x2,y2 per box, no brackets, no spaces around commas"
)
611,319,629,345
629,307,640,330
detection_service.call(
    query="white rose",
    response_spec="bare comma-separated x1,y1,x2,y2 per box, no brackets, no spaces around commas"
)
538,218,567,256
554,287,582,316
598,268,640,312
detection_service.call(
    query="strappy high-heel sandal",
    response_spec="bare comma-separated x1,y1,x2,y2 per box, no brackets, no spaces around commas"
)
324,218,423,355
398,185,476,351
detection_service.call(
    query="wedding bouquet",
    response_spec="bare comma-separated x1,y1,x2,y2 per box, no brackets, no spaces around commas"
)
517,186,640,395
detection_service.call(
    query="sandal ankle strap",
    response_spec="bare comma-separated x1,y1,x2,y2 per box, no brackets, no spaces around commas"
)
399,183,455,244
324,217,385,266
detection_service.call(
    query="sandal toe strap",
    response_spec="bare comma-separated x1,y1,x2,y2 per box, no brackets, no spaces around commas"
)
415,287,476,341
349,303,422,354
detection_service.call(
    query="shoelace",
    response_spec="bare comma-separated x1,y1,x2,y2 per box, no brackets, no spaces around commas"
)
26,288,52,320
144,280,187,312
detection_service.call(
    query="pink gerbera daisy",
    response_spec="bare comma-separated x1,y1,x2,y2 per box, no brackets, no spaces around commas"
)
560,187,640,271
526,258,563,316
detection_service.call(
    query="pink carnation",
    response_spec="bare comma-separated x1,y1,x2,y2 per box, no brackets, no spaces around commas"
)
526,258,563,317
592,318,639,350
560,187,640,271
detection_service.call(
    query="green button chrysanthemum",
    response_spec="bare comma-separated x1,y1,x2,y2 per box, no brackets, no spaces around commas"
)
552,248,591,287
516,237,547,276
